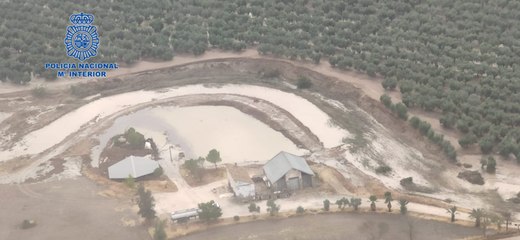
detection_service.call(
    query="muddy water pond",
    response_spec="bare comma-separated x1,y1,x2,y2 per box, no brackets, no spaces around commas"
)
1,84,346,162
92,105,305,165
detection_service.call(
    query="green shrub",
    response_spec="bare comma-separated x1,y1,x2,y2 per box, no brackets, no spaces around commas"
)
297,76,312,89
441,140,457,161
124,175,135,188
233,215,240,221
124,128,145,149
431,133,444,145
380,94,392,108
296,206,305,214
479,135,494,154
440,113,456,128
486,156,496,173
400,177,413,186
409,116,421,129
498,139,517,157
261,69,281,79
382,77,397,90
266,200,280,216
323,199,330,211
153,220,167,240
459,133,477,148
31,86,47,98
375,165,392,175
418,121,432,135
394,103,408,120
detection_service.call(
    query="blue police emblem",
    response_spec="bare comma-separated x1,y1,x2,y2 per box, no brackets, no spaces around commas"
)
64,13,99,61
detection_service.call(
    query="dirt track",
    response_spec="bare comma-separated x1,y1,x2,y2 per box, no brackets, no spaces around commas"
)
174,213,482,240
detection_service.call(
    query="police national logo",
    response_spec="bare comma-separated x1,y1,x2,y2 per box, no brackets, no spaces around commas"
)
64,13,99,61
45,13,117,78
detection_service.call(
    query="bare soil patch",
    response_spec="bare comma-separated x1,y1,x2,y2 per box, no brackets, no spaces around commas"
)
0,177,148,240
310,164,350,194
141,179,178,193
24,157,65,183
0,156,35,176
179,166,226,187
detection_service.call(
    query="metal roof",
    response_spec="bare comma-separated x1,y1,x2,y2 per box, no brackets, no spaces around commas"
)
108,155,159,179
263,151,314,183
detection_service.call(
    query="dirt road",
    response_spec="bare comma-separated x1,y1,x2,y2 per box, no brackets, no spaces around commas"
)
174,213,482,240
0,49,385,99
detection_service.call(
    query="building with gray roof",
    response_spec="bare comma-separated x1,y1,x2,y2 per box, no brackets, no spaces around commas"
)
108,155,159,179
263,151,314,191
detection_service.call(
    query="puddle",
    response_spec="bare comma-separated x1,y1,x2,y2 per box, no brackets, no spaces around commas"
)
92,106,305,166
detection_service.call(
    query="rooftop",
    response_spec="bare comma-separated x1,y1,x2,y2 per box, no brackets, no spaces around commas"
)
108,155,159,179
263,151,314,183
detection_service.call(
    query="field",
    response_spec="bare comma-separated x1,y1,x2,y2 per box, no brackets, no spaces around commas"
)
174,213,482,240
0,178,148,240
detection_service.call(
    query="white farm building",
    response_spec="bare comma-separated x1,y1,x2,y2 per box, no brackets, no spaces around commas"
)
226,164,255,201
107,155,159,179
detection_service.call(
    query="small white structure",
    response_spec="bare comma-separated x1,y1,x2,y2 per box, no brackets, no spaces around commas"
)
226,164,255,200
108,155,159,179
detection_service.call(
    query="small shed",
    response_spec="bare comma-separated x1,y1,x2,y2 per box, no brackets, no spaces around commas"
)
108,155,159,179
263,151,314,191
226,164,255,200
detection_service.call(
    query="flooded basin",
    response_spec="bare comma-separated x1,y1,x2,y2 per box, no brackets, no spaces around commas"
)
92,105,305,165
1,84,346,161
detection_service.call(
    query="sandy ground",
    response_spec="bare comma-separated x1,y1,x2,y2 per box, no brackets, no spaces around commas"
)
172,213,482,240
502,236,520,240
0,177,148,240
